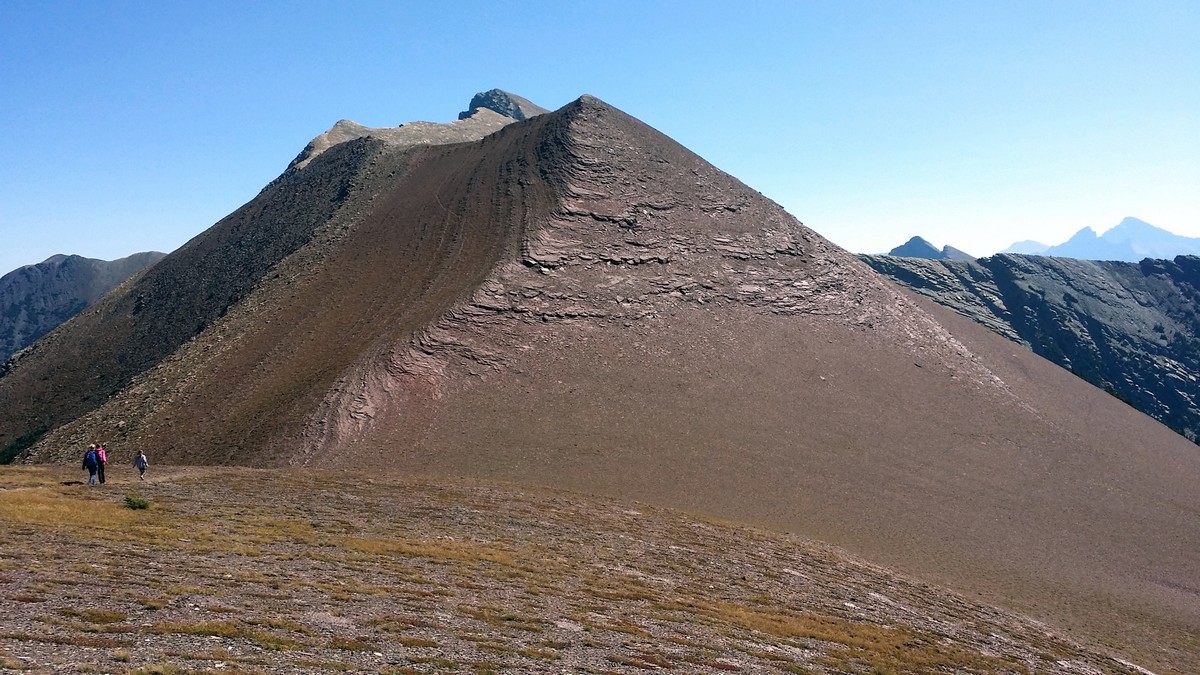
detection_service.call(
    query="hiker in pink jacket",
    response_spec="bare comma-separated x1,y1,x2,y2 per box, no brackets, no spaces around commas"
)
96,443,108,485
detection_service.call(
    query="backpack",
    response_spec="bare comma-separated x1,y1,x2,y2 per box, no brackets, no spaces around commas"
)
83,449,97,469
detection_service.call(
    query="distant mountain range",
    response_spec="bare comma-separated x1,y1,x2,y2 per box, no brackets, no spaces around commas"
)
886,236,975,261
0,252,165,363
1001,217,1200,261
887,218,1199,262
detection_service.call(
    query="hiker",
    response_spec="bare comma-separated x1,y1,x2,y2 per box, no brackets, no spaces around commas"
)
133,451,148,480
82,444,99,486
96,442,108,484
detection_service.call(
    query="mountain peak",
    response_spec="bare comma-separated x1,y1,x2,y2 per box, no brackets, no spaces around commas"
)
888,236,942,258
1001,240,1049,255
457,89,549,121
1104,216,1158,240
1116,216,1152,228
1066,226,1099,241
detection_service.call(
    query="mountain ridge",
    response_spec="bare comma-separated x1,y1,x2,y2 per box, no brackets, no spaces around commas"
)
2,93,1199,672
887,235,975,261
0,251,165,364
1000,217,1200,260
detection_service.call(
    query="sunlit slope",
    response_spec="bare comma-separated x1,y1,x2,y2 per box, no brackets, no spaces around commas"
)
2,95,1198,671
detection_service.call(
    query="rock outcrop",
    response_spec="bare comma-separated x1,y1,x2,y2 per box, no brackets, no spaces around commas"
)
0,251,164,363
863,252,1200,441
457,88,549,121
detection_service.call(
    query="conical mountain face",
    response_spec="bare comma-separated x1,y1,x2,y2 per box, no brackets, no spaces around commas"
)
2,95,1198,670
8,95,985,465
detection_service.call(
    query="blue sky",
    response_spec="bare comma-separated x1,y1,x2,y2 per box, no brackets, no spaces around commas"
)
1,1,1197,273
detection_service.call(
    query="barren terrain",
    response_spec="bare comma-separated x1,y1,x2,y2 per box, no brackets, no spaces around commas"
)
3,94,1198,673
0,465,1156,674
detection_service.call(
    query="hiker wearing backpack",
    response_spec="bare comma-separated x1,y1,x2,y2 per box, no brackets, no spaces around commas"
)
96,442,108,484
133,451,148,480
82,444,99,486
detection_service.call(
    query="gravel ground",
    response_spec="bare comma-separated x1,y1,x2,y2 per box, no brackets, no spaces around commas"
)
0,465,1149,674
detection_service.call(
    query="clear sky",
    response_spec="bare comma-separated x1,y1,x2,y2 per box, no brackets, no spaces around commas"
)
1,1,1197,274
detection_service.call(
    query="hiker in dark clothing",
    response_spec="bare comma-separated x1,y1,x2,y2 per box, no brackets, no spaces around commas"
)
82,445,99,486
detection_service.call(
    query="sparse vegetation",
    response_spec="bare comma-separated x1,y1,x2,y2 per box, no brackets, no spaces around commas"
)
124,494,150,510
0,426,47,465
56,607,128,624
0,465,1163,673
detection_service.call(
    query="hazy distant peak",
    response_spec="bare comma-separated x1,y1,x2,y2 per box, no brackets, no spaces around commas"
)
1114,216,1152,228
1104,217,1158,241
1031,218,1200,261
1001,240,1049,255
457,89,549,122
1066,226,1099,241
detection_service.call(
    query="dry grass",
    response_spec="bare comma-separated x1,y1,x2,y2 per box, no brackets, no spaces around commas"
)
0,487,148,529
0,466,1156,674
337,536,518,566
55,608,128,624
147,620,304,651
674,598,1026,674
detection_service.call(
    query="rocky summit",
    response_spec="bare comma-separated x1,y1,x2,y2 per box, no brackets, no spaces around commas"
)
1,93,1198,672
458,88,549,121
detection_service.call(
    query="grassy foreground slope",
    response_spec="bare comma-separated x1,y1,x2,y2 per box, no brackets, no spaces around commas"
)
0,466,1155,674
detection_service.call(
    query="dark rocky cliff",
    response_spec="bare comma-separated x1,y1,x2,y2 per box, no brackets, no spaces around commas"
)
862,253,1200,441
457,88,549,121
0,252,164,363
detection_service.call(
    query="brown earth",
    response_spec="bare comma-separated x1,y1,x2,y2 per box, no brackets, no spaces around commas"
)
2,96,1198,672
0,465,1155,674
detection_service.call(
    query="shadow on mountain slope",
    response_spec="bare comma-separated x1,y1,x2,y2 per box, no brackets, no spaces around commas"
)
862,253,1200,441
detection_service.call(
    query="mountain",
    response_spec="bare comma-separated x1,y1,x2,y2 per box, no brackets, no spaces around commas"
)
1004,217,1200,261
1,93,1198,671
1043,226,1133,260
861,252,1200,442
887,236,974,260
1093,216,1200,259
457,88,549,121
1001,239,1049,255
0,252,165,363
